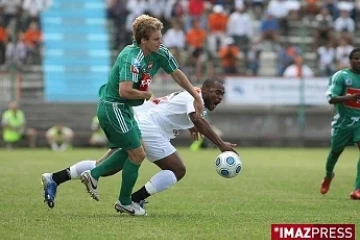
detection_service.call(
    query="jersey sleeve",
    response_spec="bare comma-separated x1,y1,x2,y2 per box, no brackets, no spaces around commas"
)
326,71,344,101
118,51,139,83
158,45,178,74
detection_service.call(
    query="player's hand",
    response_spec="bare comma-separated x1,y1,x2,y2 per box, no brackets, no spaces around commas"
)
193,96,204,118
219,142,238,155
143,91,152,100
350,93,360,100
189,127,201,141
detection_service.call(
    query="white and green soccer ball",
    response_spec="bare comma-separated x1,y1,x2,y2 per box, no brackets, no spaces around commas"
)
215,151,242,178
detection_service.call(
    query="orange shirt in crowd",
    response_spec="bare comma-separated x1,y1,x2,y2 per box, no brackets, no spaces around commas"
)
23,29,42,47
0,27,8,43
208,13,228,32
219,46,239,67
186,28,206,48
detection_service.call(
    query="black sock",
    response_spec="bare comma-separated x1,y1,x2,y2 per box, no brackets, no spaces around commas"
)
52,168,71,185
131,186,150,203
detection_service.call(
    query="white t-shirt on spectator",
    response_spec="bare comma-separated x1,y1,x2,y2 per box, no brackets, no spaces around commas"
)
317,46,335,68
163,28,185,49
334,16,355,32
283,64,314,78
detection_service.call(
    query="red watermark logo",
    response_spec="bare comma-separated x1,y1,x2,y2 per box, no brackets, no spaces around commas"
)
271,224,355,240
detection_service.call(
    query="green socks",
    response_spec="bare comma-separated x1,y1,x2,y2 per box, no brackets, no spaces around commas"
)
119,159,141,205
355,158,360,190
91,149,128,180
325,151,340,178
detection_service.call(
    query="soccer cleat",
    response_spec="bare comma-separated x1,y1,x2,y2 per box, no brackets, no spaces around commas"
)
350,189,360,200
138,200,148,210
114,200,147,216
41,173,57,208
320,173,335,195
80,170,99,201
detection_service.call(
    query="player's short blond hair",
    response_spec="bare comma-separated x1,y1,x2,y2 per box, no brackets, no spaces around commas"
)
132,15,163,44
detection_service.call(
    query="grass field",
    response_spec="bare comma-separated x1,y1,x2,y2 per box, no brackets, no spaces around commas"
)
0,147,359,240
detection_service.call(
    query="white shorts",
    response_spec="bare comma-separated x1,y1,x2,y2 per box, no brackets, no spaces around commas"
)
138,115,176,162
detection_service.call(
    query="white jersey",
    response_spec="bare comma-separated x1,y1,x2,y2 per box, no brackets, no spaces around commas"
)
134,91,205,139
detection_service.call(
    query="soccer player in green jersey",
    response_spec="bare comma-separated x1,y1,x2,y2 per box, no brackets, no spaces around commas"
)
78,15,203,216
320,48,360,199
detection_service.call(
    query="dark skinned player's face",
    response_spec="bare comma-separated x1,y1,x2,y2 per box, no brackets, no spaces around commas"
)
202,82,225,111
350,51,360,72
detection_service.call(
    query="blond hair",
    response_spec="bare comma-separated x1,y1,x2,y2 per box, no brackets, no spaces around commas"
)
132,15,163,44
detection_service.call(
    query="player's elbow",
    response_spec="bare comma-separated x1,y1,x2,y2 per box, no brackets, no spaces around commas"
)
119,87,130,98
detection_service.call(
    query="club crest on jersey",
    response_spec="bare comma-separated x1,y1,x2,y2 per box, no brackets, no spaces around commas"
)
130,58,140,74
147,62,153,70
345,78,352,86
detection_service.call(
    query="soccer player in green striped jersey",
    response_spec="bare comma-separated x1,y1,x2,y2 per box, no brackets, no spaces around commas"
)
320,48,360,199
77,15,203,215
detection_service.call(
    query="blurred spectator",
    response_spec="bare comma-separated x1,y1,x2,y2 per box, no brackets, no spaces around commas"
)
0,19,8,65
249,0,266,19
22,0,52,30
227,5,253,65
207,4,228,69
163,20,186,65
276,41,301,76
0,0,22,28
186,18,207,82
267,0,289,36
5,33,27,71
164,0,186,25
302,0,320,19
334,9,355,43
23,20,42,64
106,0,128,49
185,0,206,31
259,11,280,46
1,101,37,149
89,116,107,147
218,37,240,74
312,7,333,51
335,37,353,70
283,56,314,78
317,41,336,76
247,42,262,76
46,124,74,152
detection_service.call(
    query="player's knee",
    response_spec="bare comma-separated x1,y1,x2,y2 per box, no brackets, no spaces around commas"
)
174,165,186,181
330,149,343,158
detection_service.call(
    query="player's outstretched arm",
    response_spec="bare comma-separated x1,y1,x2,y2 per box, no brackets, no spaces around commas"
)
328,94,360,104
189,113,237,154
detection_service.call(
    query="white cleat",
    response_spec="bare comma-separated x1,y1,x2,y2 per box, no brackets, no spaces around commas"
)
115,201,147,216
80,170,99,201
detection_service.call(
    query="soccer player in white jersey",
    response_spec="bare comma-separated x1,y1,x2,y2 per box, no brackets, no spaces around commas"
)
41,77,237,215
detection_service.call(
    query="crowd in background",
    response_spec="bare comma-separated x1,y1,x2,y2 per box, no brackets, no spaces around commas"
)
0,0,359,77
0,0,50,71
107,0,360,79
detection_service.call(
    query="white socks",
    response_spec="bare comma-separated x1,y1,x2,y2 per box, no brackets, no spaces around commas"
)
69,160,96,179
145,170,177,195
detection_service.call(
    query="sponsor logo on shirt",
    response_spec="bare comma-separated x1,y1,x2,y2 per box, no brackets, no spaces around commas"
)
345,87,360,109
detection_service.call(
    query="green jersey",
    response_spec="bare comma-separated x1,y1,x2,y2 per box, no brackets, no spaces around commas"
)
327,69,360,118
99,42,178,106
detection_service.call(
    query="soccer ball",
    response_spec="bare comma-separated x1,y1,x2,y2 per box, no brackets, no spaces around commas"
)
215,151,242,178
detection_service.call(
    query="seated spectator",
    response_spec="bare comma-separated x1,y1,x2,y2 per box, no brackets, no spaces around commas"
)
46,124,74,152
276,41,301,76
186,18,207,82
283,56,314,78
312,6,333,50
162,20,185,65
259,11,280,46
317,41,336,76
334,9,355,43
23,21,42,64
89,116,107,147
247,41,262,76
1,101,37,149
335,37,353,70
267,0,289,36
5,33,27,71
218,37,241,74
0,19,8,65
0,0,22,28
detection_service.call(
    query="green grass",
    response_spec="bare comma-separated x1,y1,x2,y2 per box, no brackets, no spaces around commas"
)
0,148,359,240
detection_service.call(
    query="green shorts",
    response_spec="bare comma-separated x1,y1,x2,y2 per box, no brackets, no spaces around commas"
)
96,100,142,150
331,117,360,151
